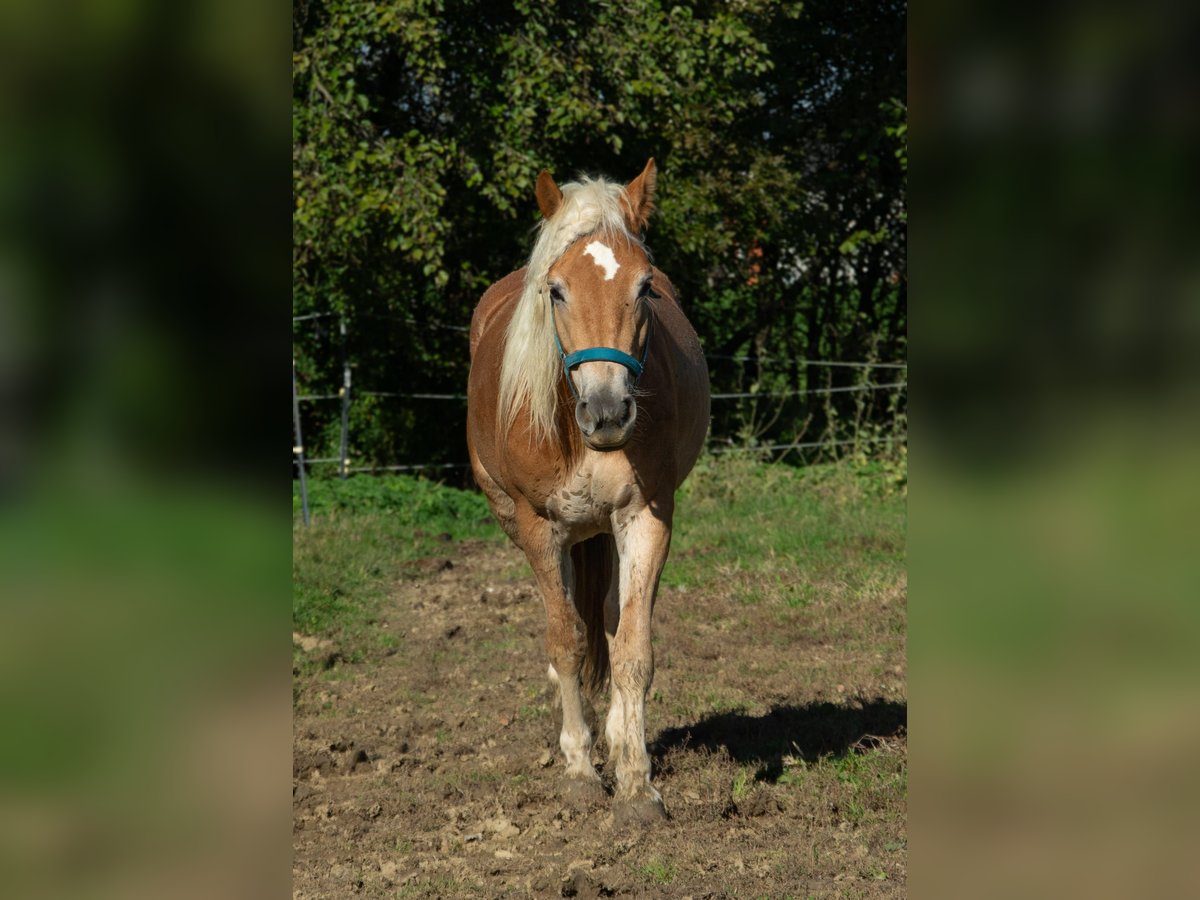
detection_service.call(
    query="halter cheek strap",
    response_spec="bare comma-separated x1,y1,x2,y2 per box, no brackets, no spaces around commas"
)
550,296,653,399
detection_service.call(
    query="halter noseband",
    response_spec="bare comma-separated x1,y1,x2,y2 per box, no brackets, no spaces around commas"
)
549,292,652,399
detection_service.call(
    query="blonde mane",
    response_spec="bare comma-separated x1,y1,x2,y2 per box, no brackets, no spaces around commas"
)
497,176,642,444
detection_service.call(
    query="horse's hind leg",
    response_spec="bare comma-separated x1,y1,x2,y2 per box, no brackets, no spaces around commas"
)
517,509,603,803
607,505,672,824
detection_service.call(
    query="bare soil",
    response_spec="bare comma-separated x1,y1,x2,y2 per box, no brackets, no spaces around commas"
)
293,539,907,898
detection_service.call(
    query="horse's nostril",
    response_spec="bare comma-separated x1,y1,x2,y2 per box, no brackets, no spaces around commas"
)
575,399,595,434
577,393,633,440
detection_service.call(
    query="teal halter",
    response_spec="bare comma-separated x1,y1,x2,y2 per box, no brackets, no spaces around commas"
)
549,293,652,399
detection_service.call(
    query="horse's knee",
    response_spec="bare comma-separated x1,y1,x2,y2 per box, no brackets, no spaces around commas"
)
546,597,587,653
611,656,652,694
546,629,585,676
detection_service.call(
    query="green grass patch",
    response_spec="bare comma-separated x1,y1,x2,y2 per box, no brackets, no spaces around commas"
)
395,876,485,897
519,703,550,720
665,455,906,604
294,471,496,529
778,745,907,826
637,856,677,885
732,767,752,802
292,474,503,668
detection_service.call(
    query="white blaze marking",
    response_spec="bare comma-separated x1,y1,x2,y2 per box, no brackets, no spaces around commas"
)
584,241,620,281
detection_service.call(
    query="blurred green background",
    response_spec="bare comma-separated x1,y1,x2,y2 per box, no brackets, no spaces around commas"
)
1,0,285,897
913,0,1200,896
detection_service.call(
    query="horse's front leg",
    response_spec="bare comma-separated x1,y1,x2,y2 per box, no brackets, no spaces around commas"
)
517,508,603,801
606,502,672,824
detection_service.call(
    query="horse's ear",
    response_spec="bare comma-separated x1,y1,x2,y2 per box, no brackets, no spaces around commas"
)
623,158,657,232
535,170,563,219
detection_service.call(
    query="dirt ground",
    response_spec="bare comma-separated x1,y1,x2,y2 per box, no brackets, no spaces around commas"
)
293,538,907,898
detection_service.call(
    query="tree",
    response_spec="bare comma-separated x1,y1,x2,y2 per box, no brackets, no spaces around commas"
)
292,0,906,470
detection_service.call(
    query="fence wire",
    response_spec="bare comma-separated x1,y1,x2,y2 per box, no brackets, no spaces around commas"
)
709,434,906,454
711,381,906,400
293,313,906,522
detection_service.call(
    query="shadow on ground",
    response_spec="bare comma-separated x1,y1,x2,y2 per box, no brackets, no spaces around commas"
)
653,699,907,782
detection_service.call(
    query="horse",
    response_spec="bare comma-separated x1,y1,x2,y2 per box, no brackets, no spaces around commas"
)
466,159,709,824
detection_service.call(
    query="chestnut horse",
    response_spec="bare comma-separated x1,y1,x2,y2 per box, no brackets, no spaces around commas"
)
466,160,709,823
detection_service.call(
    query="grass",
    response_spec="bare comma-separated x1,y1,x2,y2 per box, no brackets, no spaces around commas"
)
292,473,502,667
777,744,907,826
637,856,676,885
519,702,551,720
665,455,906,604
394,876,484,897
732,767,752,801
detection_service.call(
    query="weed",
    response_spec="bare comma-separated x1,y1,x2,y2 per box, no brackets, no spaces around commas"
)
833,752,866,784
738,585,765,605
637,857,676,885
784,582,816,608
732,768,752,802
705,692,747,715
395,876,482,897
519,703,549,720
778,754,807,787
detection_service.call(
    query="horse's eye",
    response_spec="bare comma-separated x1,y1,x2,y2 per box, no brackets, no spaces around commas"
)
549,286,565,304
638,282,655,301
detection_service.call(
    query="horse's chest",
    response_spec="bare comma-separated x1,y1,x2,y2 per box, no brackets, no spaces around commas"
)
544,462,636,539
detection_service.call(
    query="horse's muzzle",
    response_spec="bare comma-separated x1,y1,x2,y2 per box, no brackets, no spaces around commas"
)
575,391,636,450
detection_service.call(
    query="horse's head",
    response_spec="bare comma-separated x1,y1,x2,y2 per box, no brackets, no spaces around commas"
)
536,160,658,451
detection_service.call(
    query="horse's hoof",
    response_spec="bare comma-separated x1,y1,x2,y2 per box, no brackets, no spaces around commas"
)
560,775,606,809
613,793,668,827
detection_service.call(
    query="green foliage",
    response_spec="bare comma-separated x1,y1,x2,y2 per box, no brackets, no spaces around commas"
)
292,0,906,467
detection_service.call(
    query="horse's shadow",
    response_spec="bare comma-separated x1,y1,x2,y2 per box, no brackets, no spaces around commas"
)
652,699,907,783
